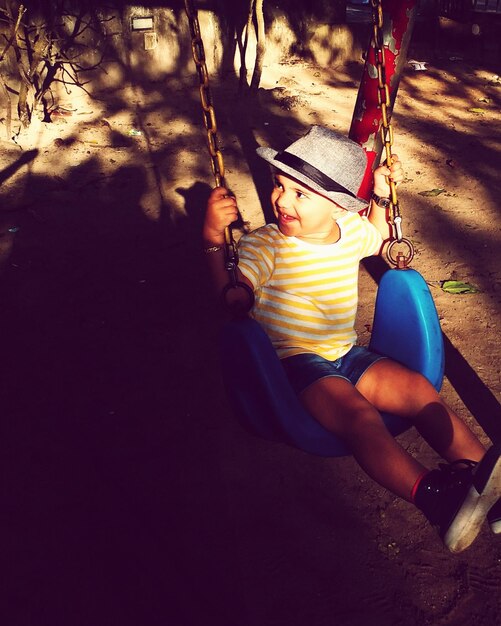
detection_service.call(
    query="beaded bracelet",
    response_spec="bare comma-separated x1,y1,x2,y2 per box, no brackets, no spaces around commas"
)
203,245,223,254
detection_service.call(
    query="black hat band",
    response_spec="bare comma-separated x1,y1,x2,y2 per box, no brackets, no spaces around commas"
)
274,151,357,198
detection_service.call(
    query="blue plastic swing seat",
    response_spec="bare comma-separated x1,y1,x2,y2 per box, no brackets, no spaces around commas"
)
220,268,445,457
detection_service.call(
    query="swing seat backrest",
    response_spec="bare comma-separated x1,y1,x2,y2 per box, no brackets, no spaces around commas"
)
369,268,444,390
220,268,444,457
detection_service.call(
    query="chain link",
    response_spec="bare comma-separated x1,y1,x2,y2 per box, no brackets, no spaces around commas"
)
184,0,225,187
370,0,403,243
184,0,242,288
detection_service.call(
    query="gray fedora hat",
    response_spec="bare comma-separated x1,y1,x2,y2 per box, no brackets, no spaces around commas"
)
256,125,368,212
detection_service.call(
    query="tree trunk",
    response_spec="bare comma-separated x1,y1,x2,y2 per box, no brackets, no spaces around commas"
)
250,0,265,90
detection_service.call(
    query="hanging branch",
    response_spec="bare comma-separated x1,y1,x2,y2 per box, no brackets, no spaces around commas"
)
0,1,113,130
0,3,25,137
0,2,25,60
18,31,49,126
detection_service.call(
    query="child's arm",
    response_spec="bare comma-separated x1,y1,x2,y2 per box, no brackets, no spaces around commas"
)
203,186,254,304
368,154,404,241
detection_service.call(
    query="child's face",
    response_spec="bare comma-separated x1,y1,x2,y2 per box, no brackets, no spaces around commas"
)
271,173,345,243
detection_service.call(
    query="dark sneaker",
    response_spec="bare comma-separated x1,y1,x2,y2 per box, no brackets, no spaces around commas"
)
415,445,501,553
488,498,501,534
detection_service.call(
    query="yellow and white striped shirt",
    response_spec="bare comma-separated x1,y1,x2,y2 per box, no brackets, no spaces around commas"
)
237,213,382,360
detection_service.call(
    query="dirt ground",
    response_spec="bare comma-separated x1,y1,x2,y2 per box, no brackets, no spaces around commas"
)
2,21,501,626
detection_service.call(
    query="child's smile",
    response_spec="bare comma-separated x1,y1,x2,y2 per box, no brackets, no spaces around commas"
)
277,210,296,225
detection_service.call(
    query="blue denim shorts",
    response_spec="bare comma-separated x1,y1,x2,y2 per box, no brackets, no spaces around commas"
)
281,346,386,395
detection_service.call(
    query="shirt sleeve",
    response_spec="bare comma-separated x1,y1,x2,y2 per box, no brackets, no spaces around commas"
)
237,226,275,290
357,215,383,259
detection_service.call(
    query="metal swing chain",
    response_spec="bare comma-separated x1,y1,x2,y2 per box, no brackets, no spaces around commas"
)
370,0,414,268
183,0,240,287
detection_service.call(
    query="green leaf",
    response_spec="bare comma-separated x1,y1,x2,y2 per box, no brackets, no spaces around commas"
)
441,280,479,294
418,188,446,197
468,107,485,114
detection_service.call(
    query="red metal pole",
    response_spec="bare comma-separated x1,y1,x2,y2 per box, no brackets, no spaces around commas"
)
349,0,418,201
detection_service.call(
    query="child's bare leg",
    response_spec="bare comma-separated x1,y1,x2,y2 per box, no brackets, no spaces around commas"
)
301,367,501,553
300,362,500,553
356,359,486,463
300,377,426,501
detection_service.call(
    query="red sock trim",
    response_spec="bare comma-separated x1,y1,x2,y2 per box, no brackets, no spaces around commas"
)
411,470,430,503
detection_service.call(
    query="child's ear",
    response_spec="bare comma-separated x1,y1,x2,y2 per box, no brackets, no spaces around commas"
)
331,205,344,219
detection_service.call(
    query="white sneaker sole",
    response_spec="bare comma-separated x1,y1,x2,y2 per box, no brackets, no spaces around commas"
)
489,517,501,534
445,453,501,553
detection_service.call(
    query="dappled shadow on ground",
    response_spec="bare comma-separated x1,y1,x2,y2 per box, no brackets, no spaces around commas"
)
1,152,422,626
1,158,243,624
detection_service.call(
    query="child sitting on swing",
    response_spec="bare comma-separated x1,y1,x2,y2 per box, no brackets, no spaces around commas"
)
202,125,501,553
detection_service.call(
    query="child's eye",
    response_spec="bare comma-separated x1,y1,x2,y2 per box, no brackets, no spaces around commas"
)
274,179,283,190
296,191,305,199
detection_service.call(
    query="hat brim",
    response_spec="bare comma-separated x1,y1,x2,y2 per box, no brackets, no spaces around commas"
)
256,146,368,212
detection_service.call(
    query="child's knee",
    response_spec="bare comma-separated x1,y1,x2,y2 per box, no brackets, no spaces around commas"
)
408,370,441,402
345,405,387,437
